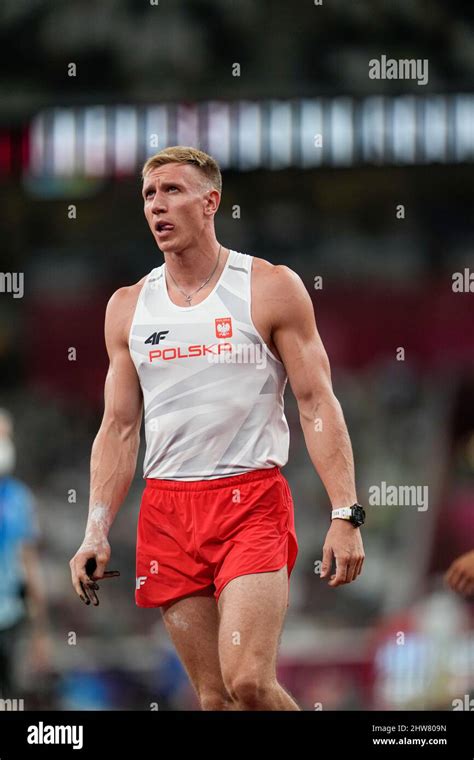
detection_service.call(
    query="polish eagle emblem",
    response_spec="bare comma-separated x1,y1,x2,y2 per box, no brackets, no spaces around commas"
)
215,317,233,338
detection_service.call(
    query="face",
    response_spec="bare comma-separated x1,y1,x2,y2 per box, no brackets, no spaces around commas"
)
142,163,219,252
0,427,15,477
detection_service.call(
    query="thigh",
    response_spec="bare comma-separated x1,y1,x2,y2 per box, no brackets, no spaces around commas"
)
136,486,214,608
161,590,228,701
212,470,298,604
217,567,289,683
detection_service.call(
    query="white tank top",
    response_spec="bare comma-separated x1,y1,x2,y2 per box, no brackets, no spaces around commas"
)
128,249,290,480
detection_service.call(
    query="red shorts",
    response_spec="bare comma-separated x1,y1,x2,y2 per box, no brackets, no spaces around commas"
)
135,466,298,609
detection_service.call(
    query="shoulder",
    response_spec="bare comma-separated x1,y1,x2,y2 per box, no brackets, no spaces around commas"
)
3,478,39,541
105,274,149,346
107,274,148,313
2,477,35,511
251,256,312,309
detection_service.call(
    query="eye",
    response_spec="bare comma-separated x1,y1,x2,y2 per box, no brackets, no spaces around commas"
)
145,189,154,199
167,186,178,192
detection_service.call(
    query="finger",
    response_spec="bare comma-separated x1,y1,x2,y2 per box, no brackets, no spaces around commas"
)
93,555,111,580
71,566,87,601
456,574,470,595
446,569,462,592
444,566,457,588
444,567,457,586
329,557,349,587
355,557,364,578
446,561,463,584
320,546,333,578
343,559,356,583
343,562,354,583
79,581,92,605
78,571,96,598
85,583,99,606
444,562,454,580
75,583,88,603
93,570,120,580
70,567,81,596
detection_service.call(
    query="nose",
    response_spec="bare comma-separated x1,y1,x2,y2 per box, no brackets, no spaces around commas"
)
151,193,167,215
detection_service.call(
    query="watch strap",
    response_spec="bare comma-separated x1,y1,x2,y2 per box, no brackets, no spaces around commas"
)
331,507,353,520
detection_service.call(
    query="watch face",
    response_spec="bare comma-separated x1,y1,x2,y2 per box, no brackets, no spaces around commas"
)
352,506,365,526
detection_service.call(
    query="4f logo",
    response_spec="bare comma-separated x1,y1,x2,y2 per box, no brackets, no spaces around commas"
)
215,317,232,338
145,330,169,345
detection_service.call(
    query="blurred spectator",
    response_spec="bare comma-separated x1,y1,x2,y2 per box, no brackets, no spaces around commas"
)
0,408,50,700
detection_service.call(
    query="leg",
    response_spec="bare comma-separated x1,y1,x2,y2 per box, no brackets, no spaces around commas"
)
0,633,13,699
0,619,24,699
217,566,301,710
160,590,236,710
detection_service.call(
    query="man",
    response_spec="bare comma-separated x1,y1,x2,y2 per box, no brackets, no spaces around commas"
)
0,409,50,700
70,146,365,711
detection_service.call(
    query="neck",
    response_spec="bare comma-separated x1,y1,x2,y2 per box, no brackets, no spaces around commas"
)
164,241,226,288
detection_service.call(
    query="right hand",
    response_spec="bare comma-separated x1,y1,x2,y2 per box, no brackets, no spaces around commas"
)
69,537,120,606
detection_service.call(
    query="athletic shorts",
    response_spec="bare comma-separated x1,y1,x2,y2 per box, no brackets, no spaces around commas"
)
135,466,298,609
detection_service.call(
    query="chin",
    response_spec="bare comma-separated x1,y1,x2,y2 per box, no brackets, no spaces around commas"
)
156,238,171,250
158,241,183,254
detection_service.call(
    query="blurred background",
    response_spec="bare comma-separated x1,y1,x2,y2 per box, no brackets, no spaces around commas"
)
0,0,473,711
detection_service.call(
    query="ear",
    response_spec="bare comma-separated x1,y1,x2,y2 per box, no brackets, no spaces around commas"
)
204,188,221,216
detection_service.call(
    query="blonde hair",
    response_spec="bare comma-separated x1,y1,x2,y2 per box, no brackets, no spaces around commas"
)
142,146,222,194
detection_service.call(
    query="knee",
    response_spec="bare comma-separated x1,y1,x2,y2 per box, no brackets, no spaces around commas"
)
225,673,275,710
199,689,234,711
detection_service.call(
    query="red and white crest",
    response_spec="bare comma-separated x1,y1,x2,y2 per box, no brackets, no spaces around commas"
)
215,317,232,338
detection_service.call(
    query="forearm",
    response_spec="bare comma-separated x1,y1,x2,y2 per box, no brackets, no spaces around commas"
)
25,583,48,633
85,422,140,542
299,391,358,508
21,546,49,632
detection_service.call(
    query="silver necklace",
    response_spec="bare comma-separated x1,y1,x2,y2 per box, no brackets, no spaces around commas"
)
166,245,222,305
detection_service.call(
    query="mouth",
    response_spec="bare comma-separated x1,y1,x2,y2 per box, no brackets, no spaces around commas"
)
155,221,175,236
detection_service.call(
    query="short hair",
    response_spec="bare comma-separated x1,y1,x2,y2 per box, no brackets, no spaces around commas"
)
141,146,222,194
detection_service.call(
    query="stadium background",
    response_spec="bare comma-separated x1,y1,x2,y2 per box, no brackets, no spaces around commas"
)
1,0,473,710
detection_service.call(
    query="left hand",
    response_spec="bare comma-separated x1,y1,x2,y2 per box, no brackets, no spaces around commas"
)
445,550,474,597
320,519,365,587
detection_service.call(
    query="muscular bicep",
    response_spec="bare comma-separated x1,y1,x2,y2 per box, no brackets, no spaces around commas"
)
102,289,143,435
271,267,334,408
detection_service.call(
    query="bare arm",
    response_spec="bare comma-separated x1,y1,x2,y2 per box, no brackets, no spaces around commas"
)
21,543,49,631
269,265,364,587
20,542,53,671
70,287,143,604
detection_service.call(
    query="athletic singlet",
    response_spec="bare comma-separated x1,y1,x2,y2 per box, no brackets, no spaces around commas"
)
128,249,290,480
